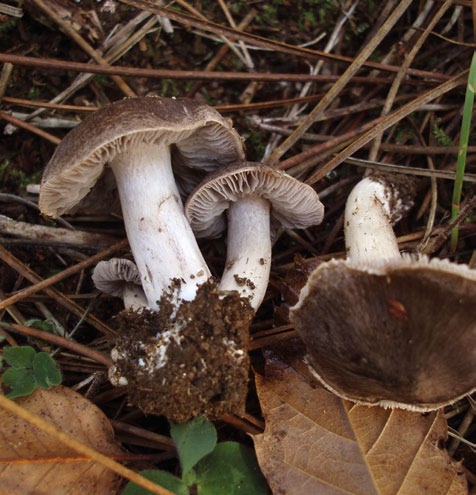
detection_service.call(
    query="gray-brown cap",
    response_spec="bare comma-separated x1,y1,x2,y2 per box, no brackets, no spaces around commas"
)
185,162,325,238
290,255,476,411
39,96,245,217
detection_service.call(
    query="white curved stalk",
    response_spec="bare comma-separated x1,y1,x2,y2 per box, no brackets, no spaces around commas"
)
219,195,271,310
110,143,211,309
344,177,401,263
123,285,148,311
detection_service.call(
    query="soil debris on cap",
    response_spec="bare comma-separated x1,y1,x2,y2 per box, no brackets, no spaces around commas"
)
110,279,254,422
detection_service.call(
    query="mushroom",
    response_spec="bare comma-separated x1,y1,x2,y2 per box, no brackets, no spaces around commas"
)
344,174,413,262
290,174,476,411
185,162,325,311
39,96,245,310
39,97,257,420
92,258,148,311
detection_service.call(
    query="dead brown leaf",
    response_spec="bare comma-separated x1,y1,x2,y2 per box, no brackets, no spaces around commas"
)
253,343,467,495
0,385,122,495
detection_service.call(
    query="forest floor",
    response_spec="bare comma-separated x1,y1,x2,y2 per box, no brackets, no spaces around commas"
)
1,1,476,494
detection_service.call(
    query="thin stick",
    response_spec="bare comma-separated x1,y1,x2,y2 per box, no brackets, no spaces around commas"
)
0,215,117,247
0,111,61,144
367,0,452,162
217,0,253,68
0,452,175,464
302,69,469,185
344,157,476,182
0,239,128,311
0,62,13,99
0,246,120,336
187,9,256,98
29,0,135,97
265,0,413,165
118,0,450,81
0,52,435,85
0,394,175,495
1,95,97,112
2,322,112,367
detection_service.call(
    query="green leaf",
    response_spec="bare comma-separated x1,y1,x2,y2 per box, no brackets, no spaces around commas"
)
33,352,62,388
170,416,217,478
195,442,268,495
451,51,476,250
121,469,188,495
3,346,36,368
182,468,196,487
25,318,55,333
2,368,37,399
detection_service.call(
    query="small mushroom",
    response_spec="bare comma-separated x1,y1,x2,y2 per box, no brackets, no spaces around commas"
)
92,258,147,311
39,96,245,309
185,162,325,310
290,174,476,411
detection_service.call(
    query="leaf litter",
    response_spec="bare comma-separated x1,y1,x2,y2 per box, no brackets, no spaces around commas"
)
253,342,467,495
0,385,122,495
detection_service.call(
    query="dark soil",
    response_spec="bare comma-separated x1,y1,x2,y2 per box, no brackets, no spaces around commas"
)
112,279,253,423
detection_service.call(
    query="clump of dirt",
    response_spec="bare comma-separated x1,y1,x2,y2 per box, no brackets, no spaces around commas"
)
109,279,254,423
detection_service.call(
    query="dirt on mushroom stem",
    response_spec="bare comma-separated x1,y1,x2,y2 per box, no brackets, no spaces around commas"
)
109,279,254,423
370,172,417,224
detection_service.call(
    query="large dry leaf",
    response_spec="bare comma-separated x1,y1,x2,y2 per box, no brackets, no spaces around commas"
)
0,385,122,495
253,344,467,495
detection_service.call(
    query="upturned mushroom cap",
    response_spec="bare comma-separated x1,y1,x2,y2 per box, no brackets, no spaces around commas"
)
92,258,142,298
39,96,245,217
92,258,147,310
185,162,325,238
290,255,476,411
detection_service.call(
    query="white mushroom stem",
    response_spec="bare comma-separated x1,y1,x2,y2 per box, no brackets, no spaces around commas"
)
123,285,149,311
219,195,271,311
344,177,401,263
109,143,211,309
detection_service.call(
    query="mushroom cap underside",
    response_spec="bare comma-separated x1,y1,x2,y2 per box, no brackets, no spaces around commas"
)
290,256,476,411
92,258,142,297
185,162,325,238
39,96,245,217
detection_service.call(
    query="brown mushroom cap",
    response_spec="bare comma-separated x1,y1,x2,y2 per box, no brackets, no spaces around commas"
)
290,255,476,411
185,162,325,238
39,96,245,217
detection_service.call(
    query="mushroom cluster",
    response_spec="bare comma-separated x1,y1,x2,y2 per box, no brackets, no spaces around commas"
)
39,96,325,421
291,174,476,412
39,96,250,420
40,96,245,310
